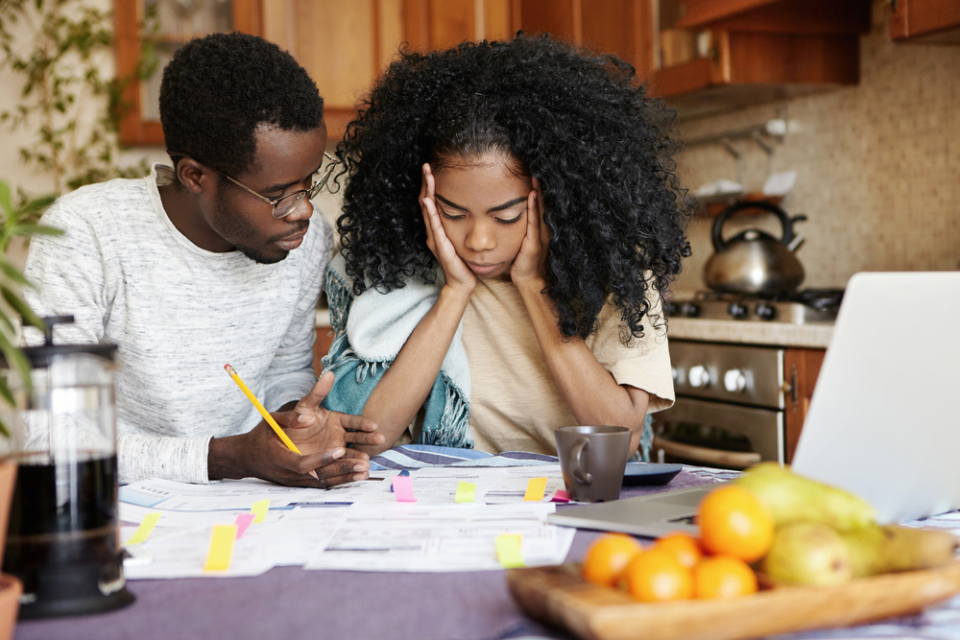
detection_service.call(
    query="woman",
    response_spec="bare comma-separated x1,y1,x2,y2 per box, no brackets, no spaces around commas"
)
321,34,690,460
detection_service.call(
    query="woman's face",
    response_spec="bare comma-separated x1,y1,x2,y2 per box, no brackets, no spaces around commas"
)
431,152,532,280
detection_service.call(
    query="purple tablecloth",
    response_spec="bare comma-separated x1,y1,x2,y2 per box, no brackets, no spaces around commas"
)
13,471,716,640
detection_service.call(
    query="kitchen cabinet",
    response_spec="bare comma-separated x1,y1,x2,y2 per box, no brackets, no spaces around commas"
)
114,0,263,146
655,0,872,119
519,0,872,120
116,0,517,146
783,346,825,464
263,0,517,142
888,0,960,43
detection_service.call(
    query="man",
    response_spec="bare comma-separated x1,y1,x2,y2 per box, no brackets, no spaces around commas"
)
22,32,383,486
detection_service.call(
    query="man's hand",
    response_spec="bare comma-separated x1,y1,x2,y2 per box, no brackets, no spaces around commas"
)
208,372,384,487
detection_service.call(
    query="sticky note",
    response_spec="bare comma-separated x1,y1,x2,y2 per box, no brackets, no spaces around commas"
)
389,469,410,492
550,490,571,503
455,481,477,503
203,524,238,572
125,512,161,545
496,534,524,568
524,477,548,501
234,513,256,539
250,499,270,523
392,475,416,502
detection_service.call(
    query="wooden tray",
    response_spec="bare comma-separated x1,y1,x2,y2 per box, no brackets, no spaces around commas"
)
508,561,960,640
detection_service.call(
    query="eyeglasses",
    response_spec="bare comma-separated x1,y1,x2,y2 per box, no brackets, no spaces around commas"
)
168,151,338,219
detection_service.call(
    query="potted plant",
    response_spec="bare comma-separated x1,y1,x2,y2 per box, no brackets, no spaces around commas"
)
0,178,60,637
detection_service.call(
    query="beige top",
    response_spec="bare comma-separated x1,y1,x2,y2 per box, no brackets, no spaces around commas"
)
460,278,675,455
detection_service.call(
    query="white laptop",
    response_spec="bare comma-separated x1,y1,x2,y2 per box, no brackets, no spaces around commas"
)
548,271,960,536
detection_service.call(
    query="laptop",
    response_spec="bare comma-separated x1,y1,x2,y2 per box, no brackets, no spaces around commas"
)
547,271,960,536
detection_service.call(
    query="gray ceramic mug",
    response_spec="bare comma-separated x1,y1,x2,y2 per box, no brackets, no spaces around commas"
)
554,425,632,502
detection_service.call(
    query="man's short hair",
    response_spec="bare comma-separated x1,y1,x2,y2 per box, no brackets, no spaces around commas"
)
160,32,324,176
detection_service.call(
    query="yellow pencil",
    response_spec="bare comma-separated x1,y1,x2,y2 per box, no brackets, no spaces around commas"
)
224,364,319,480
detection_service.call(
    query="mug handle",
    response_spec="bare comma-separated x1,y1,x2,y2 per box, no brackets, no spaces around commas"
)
571,438,593,484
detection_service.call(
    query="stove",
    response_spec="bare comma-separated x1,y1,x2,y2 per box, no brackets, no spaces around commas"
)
653,287,842,469
664,288,843,324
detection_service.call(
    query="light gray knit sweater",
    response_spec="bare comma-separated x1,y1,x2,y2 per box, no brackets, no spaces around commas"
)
22,165,331,484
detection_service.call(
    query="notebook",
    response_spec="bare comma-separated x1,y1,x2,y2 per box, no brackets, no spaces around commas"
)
547,271,960,536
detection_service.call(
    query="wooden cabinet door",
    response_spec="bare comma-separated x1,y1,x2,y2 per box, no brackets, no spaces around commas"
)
783,347,825,464
518,0,655,76
264,0,516,141
114,0,263,146
889,0,960,43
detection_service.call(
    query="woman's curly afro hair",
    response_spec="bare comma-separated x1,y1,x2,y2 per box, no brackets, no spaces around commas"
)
336,34,690,341
160,32,324,176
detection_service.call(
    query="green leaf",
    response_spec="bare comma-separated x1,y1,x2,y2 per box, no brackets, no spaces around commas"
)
0,180,11,217
0,260,29,286
1,285,43,331
0,330,31,403
9,224,62,239
0,377,15,412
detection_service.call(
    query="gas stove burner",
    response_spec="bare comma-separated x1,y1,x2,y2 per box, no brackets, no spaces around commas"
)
666,288,843,324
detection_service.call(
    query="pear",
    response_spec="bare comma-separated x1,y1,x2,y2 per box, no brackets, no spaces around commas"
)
840,524,959,578
760,521,853,587
734,462,876,532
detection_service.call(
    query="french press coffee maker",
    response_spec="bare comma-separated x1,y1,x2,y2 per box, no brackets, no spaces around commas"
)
1,316,134,618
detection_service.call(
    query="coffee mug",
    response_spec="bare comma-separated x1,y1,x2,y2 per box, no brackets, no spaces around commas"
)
554,425,632,502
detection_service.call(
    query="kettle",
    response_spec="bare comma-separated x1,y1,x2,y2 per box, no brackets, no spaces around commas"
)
703,200,807,295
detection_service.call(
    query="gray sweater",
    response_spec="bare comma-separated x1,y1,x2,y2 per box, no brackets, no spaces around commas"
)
22,165,331,484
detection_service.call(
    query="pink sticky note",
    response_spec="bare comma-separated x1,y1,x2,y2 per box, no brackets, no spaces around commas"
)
392,475,417,502
551,490,571,503
234,513,256,538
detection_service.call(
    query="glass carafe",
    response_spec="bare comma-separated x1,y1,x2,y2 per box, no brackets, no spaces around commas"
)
1,316,134,618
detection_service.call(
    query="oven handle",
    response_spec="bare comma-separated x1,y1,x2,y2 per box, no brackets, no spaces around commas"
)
652,436,762,470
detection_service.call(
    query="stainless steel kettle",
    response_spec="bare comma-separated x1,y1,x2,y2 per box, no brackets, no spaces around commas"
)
703,201,807,295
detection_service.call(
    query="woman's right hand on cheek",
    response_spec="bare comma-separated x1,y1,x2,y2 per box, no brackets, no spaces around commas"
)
420,163,476,295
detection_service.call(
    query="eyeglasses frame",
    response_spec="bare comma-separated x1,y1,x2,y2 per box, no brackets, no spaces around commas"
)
167,150,339,219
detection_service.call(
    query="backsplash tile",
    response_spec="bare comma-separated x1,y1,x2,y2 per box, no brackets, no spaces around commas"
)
672,0,960,292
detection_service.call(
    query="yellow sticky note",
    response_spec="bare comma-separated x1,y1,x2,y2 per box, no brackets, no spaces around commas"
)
251,499,270,523
496,534,524,568
455,481,477,503
203,524,238,572
524,477,548,501
125,512,161,546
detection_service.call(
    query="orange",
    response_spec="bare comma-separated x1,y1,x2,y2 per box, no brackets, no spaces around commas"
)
581,533,644,587
621,548,694,603
653,531,704,569
697,485,774,563
693,555,758,599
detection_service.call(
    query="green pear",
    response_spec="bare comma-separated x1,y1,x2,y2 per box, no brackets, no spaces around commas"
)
840,524,959,578
760,521,853,587
734,463,876,532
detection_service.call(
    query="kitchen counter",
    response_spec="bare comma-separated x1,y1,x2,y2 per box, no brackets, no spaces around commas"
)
667,318,834,349
319,311,834,349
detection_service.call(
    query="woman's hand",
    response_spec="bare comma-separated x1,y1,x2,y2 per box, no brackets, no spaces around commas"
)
421,163,476,295
510,177,550,289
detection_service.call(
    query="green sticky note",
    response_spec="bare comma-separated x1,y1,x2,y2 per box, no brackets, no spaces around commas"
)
496,533,524,568
126,512,161,546
251,499,270,523
203,524,238,572
524,477,547,501
455,481,477,503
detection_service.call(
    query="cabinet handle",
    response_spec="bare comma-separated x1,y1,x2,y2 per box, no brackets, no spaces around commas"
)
781,365,799,410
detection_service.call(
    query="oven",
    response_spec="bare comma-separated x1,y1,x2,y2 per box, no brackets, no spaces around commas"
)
653,290,841,469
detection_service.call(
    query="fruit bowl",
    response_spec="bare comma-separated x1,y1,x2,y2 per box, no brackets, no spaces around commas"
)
507,561,960,640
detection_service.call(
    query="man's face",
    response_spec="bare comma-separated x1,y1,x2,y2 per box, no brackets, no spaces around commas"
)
208,123,327,264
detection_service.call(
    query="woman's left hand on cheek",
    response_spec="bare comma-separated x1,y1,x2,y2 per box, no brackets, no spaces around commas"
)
510,177,550,287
